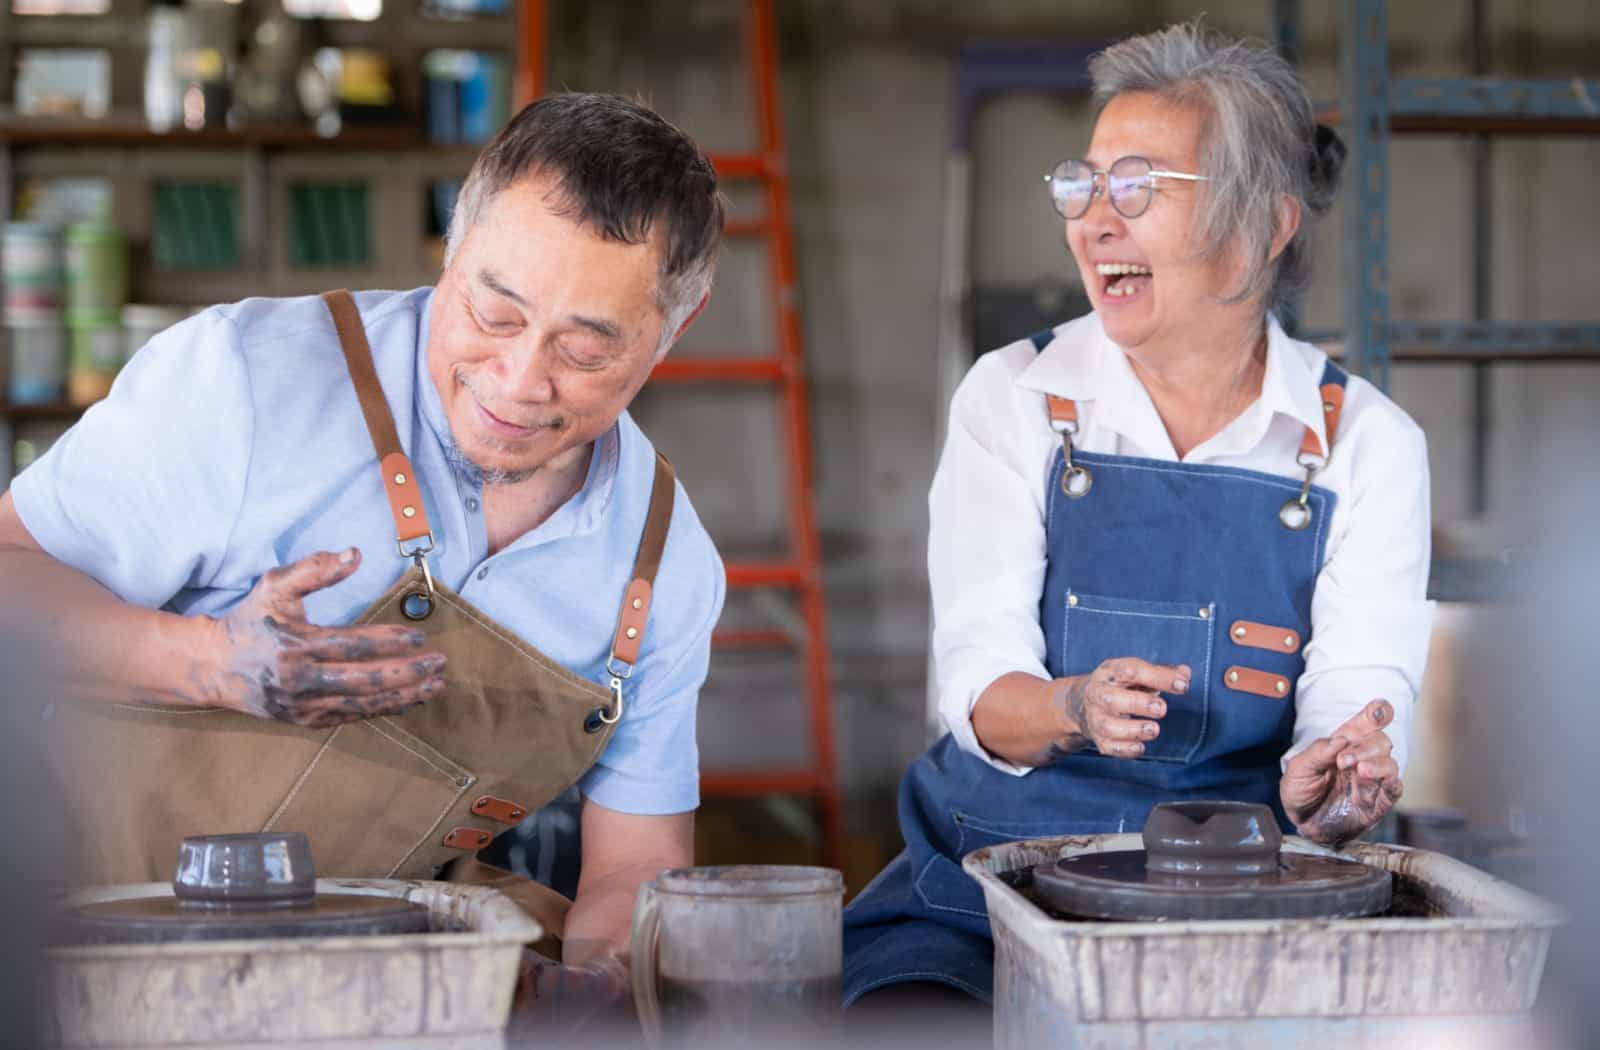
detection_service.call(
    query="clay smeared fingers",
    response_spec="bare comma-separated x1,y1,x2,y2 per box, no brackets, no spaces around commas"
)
1353,752,1400,783
1095,714,1160,743
1287,733,1350,777
292,623,432,662
290,676,447,727
261,547,364,601
1098,657,1192,695
1100,739,1145,759
1328,699,1395,742
1336,729,1393,770
290,651,448,696
1097,686,1170,720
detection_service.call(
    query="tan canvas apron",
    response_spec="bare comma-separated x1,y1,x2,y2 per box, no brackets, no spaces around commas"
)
45,290,674,944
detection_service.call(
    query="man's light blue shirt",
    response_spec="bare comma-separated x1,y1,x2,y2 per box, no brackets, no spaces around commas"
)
11,287,723,815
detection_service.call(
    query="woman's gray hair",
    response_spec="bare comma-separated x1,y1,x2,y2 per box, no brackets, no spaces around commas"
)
1088,21,1343,316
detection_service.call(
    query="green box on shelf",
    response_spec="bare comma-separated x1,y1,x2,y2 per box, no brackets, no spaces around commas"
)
290,183,370,268
152,183,240,270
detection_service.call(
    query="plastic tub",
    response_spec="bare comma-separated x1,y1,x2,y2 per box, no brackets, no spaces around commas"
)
965,832,1565,1049
64,223,128,319
6,318,67,404
67,317,122,405
47,878,540,1047
3,222,65,320
121,303,189,364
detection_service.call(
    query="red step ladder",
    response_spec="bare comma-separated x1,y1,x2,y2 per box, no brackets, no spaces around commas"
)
519,0,844,872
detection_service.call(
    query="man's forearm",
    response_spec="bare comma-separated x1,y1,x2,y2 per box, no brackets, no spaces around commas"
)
563,860,668,968
0,540,218,708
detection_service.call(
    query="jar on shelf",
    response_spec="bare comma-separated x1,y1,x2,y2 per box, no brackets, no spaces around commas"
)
3,222,65,322
6,318,67,405
65,223,128,320
67,316,122,406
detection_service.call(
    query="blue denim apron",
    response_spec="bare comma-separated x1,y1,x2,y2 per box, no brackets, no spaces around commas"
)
842,332,1347,1006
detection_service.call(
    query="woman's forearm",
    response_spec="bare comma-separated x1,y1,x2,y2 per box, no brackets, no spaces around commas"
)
970,671,1087,768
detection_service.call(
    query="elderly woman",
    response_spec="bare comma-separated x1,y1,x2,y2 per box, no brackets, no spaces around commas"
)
843,23,1432,1010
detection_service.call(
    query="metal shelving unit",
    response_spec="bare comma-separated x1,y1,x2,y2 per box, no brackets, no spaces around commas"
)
0,0,529,483
1313,0,1600,601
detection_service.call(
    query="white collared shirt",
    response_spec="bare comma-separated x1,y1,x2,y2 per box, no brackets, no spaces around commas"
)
929,312,1433,776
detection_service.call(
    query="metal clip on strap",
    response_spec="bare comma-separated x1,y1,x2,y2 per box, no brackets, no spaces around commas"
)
1279,453,1320,531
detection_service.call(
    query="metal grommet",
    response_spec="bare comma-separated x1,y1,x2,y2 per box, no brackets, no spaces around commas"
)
394,472,407,485
401,592,434,621
402,505,417,519
1279,499,1312,531
584,708,606,734
1275,680,1288,695
1059,465,1093,498
1228,670,1240,684
1233,626,1246,639
1067,593,1079,608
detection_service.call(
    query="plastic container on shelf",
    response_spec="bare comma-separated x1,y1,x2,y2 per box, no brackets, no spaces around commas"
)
64,223,128,320
6,318,67,405
67,316,122,406
144,1,189,132
3,222,66,321
121,304,190,365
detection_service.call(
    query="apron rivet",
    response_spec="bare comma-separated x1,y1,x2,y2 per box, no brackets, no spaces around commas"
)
1228,670,1240,684
1198,607,1210,619
1284,635,1296,648
632,598,643,610
626,627,638,639
1067,594,1079,607
402,505,417,518
394,472,407,485
1233,626,1246,638
1323,401,1335,413
1275,680,1288,694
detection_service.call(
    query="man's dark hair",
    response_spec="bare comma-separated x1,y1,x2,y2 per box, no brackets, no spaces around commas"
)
446,93,725,336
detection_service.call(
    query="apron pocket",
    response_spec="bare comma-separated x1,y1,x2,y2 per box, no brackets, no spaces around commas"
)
951,811,1116,853
1061,590,1216,764
912,812,1111,920
262,717,474,878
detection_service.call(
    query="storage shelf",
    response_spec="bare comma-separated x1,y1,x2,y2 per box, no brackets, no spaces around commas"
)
0,401,88,421
0,117,435,150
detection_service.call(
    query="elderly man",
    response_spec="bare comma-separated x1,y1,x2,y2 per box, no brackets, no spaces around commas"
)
0,93,725,993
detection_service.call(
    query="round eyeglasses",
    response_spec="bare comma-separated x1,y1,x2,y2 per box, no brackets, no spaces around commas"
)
1045,156,1209,220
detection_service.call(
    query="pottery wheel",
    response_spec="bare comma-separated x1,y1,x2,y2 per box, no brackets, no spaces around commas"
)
57,893,431,944
53,831,431,945
1031,801,1392,921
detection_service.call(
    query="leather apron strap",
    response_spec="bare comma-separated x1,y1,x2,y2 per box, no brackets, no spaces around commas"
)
320,289,679,720
322,289,435,552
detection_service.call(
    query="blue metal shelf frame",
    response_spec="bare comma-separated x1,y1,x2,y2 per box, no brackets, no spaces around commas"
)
1391,77,1600,117
1342,0,1393,390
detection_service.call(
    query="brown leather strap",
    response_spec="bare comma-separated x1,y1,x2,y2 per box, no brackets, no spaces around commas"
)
1046,394,1079,431
1298,382,1347,461
321,290,434,546
1223,665,1292,699
442,826,494,850
1229,620,1302,654
471,795,530,825
609,454,676,667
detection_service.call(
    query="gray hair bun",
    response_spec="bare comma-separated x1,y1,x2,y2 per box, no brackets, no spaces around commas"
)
1308,124,1346,217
